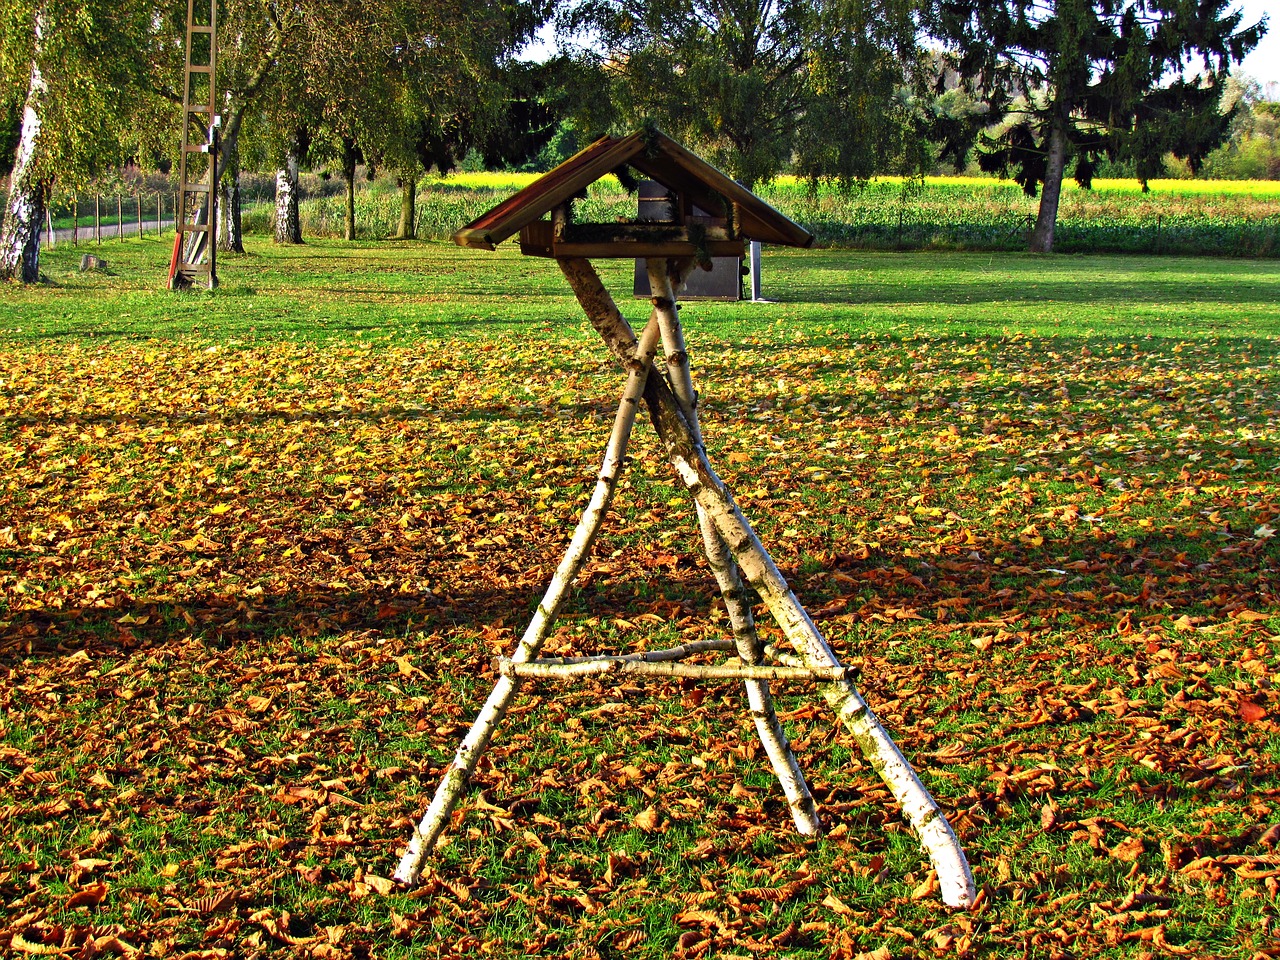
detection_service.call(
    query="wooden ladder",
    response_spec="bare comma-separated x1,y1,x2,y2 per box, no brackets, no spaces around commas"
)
169,0,218,290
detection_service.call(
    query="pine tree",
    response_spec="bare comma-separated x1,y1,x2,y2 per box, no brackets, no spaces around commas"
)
930,0,1267,252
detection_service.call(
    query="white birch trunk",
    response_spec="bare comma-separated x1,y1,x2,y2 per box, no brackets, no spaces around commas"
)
395,317,663,885
567,257,975,909
0,9,49,284
646,257,821,836
274,148,302,245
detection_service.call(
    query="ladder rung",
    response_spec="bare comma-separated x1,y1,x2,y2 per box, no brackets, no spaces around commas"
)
184,143,211,153
181,184,211,194
182,224,210,234
178,263,212,274
188,65,211,73
189,25,214,34
186,105,212,114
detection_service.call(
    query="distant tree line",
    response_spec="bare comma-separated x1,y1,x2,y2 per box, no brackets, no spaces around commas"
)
0,0,1269,280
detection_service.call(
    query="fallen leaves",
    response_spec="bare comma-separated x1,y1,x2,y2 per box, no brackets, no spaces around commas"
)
0,323,1277,958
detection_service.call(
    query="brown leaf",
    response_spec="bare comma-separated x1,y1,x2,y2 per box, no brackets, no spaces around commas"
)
1239,699,1268,724
363,874,396,896
633,805,662,833
822,892,854,915
65,881,108,908
1111,836,1145,862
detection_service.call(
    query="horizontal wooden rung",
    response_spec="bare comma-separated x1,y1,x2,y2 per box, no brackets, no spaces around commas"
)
496,656,852,684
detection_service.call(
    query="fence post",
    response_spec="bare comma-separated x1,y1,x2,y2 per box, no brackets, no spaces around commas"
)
73,194,78,246
156,192,162,235
117,196,123,241
137,195,143,239
46,206,54,248
95,195,101,245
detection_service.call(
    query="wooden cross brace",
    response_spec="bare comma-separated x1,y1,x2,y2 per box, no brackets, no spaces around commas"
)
394,257,975,908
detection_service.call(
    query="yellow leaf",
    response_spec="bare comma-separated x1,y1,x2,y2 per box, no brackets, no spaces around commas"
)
210,503,231,515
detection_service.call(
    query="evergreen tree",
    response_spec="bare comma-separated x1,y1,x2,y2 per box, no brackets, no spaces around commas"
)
930,0,1267,251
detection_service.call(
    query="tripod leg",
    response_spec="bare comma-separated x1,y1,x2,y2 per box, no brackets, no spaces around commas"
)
394,317,661,885
646,257,820,835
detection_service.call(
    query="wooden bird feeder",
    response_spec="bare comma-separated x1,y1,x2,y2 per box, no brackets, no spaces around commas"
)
394,130,975,908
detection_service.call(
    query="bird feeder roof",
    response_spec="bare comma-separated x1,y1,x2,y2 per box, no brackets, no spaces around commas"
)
453,129,814,252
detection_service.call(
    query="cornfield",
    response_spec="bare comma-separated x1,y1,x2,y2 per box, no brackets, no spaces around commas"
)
239,173,1280,257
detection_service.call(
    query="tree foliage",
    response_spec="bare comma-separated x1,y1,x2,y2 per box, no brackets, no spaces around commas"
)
929,0,1267,251
561,0,931,189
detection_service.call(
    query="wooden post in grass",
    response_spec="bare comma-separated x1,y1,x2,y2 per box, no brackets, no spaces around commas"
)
72,194,77,246
395,129,975,909
117,196,123,241
136,194,143,239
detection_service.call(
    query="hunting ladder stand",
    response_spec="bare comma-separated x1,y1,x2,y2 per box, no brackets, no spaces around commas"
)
169,0,218,290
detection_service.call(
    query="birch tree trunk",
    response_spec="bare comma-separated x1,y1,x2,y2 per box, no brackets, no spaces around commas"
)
274,146,302,245
0,9,49,284
217,152,244,253
563,257,976,909
395,318,663,885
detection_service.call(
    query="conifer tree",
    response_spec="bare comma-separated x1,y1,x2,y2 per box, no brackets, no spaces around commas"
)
930,0,1266,252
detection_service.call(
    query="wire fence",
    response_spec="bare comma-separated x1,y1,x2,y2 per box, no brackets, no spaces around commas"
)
34,192,179,246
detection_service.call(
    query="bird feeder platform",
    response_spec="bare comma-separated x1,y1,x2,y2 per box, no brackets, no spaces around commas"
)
394,129,975,908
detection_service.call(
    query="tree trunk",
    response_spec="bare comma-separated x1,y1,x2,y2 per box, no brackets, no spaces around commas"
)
0,9,49,284
342,138,358,241
396,174,416,239
217,151,244,253
274,145,302,244
1029,111,1069,254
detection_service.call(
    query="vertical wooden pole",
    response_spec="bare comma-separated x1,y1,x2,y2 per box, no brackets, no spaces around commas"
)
95,195,101,245
45,207,54,248
117,196,123,241
137,195,143,239
646,256,820,836
72,195,78,246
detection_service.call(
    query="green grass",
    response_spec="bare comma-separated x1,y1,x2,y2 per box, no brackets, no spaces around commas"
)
0,238,1278,958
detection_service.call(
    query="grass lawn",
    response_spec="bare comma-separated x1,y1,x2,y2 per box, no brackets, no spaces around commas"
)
1,237,1278,958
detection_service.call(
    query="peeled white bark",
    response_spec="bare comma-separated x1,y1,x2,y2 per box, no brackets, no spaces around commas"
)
394,317,663,885
570,257,975,909
646,257,821,837
0,10,49,284
274,148,302,245
498,658,853,682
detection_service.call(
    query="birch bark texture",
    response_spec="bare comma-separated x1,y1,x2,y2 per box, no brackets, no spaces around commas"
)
0,9,49,283
394,316,663,886
646,257,821,837
273,144,303,245
561,256,976,909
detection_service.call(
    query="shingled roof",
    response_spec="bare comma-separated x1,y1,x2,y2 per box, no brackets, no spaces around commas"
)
453,129,814,253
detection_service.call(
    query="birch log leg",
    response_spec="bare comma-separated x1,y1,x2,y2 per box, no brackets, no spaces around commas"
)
394,316,662,885
646,387,975,908
563,257,975,909
646,257,820,836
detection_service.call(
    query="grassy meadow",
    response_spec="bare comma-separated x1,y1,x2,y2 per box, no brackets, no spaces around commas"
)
1,236,1278,958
